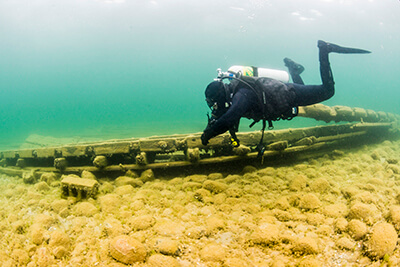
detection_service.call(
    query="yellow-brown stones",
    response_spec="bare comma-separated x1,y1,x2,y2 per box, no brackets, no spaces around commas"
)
54,157,67,171
93,155,108,169
109,235,146,264
299,193,321,210
200,243,226,262
2,137,400,266
366,222,398,259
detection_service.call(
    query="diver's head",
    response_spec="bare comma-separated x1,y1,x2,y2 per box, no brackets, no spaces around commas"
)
205,81,229,118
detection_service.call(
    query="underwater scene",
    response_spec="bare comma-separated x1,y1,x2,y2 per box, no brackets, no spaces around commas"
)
1,0,400,266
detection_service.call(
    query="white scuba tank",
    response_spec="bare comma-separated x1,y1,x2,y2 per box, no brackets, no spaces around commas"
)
227,65,289,83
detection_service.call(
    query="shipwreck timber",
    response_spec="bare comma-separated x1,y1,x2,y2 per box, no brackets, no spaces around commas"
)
0,104,399,178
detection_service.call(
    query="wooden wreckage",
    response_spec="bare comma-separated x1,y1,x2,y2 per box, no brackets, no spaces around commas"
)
0,104,399,198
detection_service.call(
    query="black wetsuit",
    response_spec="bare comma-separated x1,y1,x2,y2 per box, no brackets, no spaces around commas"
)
202,44,335,144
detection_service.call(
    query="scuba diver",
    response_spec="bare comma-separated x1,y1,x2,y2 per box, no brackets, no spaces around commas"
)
201,40,371,156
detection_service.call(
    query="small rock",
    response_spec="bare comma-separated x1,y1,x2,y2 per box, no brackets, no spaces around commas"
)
23,170,39,184
93,156,108,168
125,170,139,178
367,222,397,259
203,180,227,194
35,181,50,192
289,175,308,191
99,182,114,194
109,235,146,264
348,202,376,223
336,237,355,250
208,173,224,180
114,185,134,196
49,230,70,248
347,219,367,240
81,170,96,180
114,176,143,188
127,215,155,231
250,223,280,246
147,254,180,267
389,205,400,230
154,238,180,256
242,165,257,174
99,194,122,213
140,169,155,183
299,193,321,210
74,202,98,217
291,237,319,255
200,244,226,262
40,172,57,185
51,199,69,214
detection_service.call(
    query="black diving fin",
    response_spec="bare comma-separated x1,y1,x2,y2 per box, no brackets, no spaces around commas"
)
318,40,371,54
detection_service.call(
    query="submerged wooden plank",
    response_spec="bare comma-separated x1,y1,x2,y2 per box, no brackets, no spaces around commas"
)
61,145,88,157
92,141,131,155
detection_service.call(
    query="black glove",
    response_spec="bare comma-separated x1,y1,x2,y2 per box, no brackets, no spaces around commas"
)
201,133,209,146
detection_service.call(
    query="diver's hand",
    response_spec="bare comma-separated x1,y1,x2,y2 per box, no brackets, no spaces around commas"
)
201,133,209,146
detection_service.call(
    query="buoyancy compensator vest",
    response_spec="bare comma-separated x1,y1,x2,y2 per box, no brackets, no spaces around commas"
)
215,66,298,158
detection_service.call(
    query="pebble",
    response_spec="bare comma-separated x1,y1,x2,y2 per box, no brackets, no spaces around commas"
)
74,202,98,217
299,193,321,210
109,235,146,264
200,244,226,262
367,222,397,259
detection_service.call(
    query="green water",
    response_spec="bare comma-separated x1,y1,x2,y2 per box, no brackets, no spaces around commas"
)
0,0,399,150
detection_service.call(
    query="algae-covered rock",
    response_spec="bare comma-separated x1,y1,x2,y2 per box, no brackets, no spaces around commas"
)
153,219,185,237
40,172,58,185
99,194,122,213
23,170,39,184
35,181,50,192
334,218,348,233
194,188,212,202
289,175,308,191
114,185,134,196
250,223,280,246
154,238,180,256
205,216,225,234
81,170,97,180
109,235,146,264
99,182,114,194
200,244,226,262
242,165,257,174
114,176,143,188
389,205,400,230
366,222,397,259
336,237,355,250
127,215,155,231
125,169,139,178
140,169,155,183
147,254,180,267
30,223,47,245
321,203,348,218
93,155,108,168
202,180,227,194
348,202,378,224
11,248,30,265
49,230,70,249
347,219,367,240
51,199,69,215
182,182,202,191
299,193,321,210
291,237,320,255
74,202,98,217
208,172,224,180
309,178,330,193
